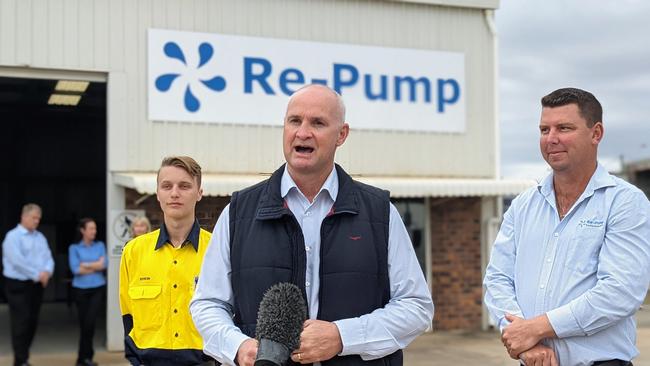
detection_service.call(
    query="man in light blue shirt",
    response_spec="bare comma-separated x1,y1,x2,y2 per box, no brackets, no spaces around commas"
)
191,84,433,366
2,203,55,366
484,88,650,366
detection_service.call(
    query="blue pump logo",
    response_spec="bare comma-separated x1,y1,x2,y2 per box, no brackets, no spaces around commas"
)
154,41,226,112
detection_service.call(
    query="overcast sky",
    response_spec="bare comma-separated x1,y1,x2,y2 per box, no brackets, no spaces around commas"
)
496,1,650,179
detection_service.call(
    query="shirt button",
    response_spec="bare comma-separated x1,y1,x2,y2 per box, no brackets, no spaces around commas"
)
174,309,178,314
305,211,311,216
553,233,559,237
173,260,177,264
175,332,179,337
305,246,311,252
540,285,545,289
546,258,551,263
173,284,177,289
306,281,311,287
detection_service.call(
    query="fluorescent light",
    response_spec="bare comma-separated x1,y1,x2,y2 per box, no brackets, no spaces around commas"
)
55,80,89,93
48,94,82,106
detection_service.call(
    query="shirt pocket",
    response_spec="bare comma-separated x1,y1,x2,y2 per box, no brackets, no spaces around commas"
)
565,226,605,274
128,284,162,330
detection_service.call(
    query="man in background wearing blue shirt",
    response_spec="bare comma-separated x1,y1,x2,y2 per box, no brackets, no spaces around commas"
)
484,88,650,366
2,203,55,366
191,84,433,366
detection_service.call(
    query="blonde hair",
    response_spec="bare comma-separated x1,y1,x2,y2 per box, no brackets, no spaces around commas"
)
157,156,202,187
131,216,151,236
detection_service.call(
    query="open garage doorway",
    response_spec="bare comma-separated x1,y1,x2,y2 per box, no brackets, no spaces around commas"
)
0,74,107,305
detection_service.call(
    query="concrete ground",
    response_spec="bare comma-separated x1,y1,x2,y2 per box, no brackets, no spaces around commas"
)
1,300,649,366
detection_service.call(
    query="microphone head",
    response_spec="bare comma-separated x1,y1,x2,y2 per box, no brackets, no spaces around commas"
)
254,283,307,366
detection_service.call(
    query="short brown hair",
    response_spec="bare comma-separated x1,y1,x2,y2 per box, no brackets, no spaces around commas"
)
157,156,202,187
22,203,42,216
541,87,602,127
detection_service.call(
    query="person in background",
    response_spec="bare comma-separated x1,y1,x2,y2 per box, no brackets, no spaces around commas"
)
69,217,107,366
2,203,54,366
130,216,151,238
119,156,213,366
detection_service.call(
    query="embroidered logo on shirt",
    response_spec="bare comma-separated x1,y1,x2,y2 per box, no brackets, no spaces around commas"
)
349,236,362,241
139,276,151,281
578,219,604,228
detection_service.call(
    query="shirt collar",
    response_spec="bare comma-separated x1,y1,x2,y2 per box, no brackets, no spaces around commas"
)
280,165,339,202
16,224,30,234
155,219,201,251
538,162,616,197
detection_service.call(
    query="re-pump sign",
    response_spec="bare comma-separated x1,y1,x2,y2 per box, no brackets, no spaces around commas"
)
148,28,465,133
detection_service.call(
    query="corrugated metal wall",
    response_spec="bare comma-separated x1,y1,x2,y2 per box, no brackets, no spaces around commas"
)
0,0,496,178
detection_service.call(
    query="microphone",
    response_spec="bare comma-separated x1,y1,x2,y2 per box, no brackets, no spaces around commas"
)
254,283,307,366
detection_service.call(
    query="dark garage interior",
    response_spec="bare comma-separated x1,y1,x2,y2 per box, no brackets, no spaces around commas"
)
0,76,107,303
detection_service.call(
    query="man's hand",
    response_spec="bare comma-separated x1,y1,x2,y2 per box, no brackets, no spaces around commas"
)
291,319,342,364
502,314,556,359
236,338,258,366
38,271,50,288
519,343,558,366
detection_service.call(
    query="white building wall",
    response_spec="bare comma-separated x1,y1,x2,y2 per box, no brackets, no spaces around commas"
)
0,0,497,179
0,0,500,350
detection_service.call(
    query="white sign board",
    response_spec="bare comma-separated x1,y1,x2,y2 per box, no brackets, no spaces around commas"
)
109,209,145,257
148,29,465,133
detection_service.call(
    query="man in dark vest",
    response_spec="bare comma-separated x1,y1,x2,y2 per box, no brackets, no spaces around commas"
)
191,84,434,366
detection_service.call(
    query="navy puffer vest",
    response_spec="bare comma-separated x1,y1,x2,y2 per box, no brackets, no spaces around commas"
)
229,164,402,366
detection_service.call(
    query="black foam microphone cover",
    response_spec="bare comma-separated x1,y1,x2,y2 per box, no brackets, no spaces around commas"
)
254,283,307,366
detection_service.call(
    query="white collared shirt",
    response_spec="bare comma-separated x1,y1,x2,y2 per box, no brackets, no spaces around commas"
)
280,165,338,320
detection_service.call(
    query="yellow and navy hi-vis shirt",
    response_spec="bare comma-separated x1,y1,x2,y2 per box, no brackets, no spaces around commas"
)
119,220,212,366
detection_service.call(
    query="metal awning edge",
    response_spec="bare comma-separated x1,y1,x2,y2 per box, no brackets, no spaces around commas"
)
112,172,535,198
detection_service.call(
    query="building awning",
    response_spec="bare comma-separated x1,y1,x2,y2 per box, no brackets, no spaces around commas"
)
113,172,535,198
394,0,500,10
357,176,534,197
625,158,650,172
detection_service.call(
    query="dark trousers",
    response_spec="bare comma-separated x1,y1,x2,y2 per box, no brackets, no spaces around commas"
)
74,285,105,362
3,277,44,366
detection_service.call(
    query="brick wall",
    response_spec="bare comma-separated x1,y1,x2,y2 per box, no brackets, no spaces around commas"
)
125,188,229,231
429,197,483,330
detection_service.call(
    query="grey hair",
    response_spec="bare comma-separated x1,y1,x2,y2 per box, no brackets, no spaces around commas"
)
22,203,42,216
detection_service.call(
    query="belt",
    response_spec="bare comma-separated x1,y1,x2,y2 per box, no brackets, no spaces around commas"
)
592,360,632,366
522,361,632,366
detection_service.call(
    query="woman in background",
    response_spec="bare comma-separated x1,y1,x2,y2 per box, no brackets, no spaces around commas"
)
68,218,106,366
130,215,151,238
